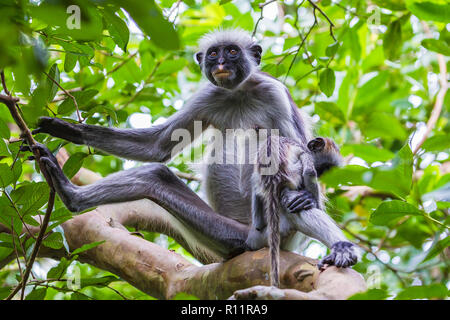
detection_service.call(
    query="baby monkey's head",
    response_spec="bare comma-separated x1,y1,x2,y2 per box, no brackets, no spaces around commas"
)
307,137,343,177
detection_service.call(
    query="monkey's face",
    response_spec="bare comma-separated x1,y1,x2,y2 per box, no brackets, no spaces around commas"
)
195,43,262,90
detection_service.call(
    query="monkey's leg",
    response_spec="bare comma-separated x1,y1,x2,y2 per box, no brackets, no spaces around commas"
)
30,143,249,258
288,208,358,269
245,193,267,250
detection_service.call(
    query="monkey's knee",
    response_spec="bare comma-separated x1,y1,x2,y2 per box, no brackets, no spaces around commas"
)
144,163,179,182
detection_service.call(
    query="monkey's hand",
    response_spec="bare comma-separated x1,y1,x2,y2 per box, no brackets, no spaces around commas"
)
318,241,358,270
280,189,317,213
33,117,84,144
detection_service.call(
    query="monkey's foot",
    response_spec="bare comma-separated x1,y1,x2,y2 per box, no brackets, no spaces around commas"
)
229,286,285,300
281,189,316,213
318,241,358,270
245,229,266,251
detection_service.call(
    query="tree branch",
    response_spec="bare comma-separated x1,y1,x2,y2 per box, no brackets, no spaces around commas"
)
0,70,57,300
0,150,367,299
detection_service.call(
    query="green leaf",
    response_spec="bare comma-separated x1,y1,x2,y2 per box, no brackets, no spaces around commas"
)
0,119,11,139
341,144,395,163
25,288,47,300
47,257,73,279
406,0,450,23
325,41,339,57
103,9,130,52
43,232,64,249
0,287,12,300
422,236,450,263
71,292,91,300
112,0,180,50
11,182,50,216
71,240,105,256
348,288,390,300
363,113,407,141
421,39,450,56
319,68,335,97
62,152,88,179
323,145,413,198
172,292,200,300
58,90,98,115
45,64,60,102
0,163,14,187
154,59,188,77
370,200,421,226
80,275,119,288
64,52,78,73
0,139,10,157
421,134,450,152
395,284,449,300
315,101,346,123
383,19,402,61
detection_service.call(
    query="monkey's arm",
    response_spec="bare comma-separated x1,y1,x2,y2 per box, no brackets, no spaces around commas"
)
289,209,358,268
34,101,206,162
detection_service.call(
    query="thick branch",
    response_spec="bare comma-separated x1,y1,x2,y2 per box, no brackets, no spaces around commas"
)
1,150,366,300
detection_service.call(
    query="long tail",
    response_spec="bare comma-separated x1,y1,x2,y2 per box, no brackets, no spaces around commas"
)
264,184,280,287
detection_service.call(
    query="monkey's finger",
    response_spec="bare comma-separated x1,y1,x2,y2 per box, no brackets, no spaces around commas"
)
287,195,308,208
32,128,43,135
289,200,312,212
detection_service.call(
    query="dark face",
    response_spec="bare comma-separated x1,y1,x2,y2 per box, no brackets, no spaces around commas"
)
196,43,262,90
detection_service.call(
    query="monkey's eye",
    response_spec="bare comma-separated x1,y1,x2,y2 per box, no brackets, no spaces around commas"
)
229,49,237,55
209,51,217,57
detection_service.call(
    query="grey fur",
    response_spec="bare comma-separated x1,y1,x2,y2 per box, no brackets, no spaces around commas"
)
33,29,358,269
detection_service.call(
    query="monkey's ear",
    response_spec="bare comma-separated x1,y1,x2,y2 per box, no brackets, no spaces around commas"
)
250,45,262,65
195,52,203,65
307,137,325,152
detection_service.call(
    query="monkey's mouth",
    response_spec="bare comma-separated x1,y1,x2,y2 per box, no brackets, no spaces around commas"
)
212,69,231,79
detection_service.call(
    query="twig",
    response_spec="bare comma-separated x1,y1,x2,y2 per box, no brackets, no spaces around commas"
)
3,191,37,240
252,0,278,37
284,5,318,82
10,218,24,280
340,224,406,286
412,22,448,155
120,60,162,110
43,70,83,123
167,0,183,23
0,70,57,300
307,0,336,41
106,52,138,76
174,171,201,181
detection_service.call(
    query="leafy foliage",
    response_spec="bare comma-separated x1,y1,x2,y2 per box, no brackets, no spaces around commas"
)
0,0,449,300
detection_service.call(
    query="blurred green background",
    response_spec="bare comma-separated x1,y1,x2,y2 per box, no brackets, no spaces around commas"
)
0,0,449,300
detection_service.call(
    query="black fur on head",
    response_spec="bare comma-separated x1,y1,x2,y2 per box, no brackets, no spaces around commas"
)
308,137,343,177
195,29,262,90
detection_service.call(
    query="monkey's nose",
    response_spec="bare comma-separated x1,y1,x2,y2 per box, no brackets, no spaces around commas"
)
218,64,225,70
218,57,225,64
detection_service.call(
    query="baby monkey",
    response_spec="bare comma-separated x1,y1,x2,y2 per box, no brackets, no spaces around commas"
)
247,136,347,287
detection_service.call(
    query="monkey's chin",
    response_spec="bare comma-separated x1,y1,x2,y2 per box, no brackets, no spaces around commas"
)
213,73,231,81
